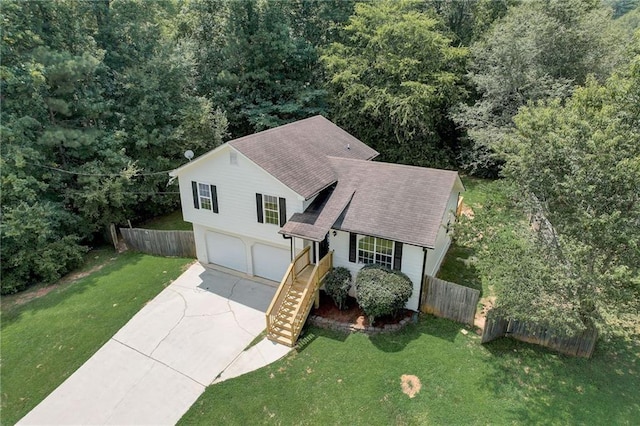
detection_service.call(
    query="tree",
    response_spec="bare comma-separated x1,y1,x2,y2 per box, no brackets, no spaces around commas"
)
322,0,467,168
182,0,327,138
428,0,513,46
0,0,226,293
484,37,640,333
454,0,625,176
93,0,228,218
0,0,129,292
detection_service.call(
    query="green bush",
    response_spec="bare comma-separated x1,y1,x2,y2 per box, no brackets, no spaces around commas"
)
354,264,413,324
323,267,352,310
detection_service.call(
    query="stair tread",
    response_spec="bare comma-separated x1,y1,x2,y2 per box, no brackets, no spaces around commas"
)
267,334,294,347
269,329,293,338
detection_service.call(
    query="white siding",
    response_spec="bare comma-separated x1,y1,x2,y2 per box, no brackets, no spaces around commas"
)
302,194,318,211
401,244,425,311
424,187,459,276
329,230,423,311
177,145,305,246
177,145,306,281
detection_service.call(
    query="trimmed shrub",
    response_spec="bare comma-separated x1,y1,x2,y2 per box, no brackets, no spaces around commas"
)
354,264,413,324
323,267,352,310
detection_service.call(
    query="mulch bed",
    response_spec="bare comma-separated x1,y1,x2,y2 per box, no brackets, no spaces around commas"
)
311,291,414,331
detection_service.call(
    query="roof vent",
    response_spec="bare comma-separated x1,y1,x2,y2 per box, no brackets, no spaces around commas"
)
346,143,350,150
230,151,238,165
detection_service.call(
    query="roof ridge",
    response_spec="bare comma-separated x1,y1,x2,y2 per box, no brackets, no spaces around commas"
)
327,156,459,174
228,115,325,146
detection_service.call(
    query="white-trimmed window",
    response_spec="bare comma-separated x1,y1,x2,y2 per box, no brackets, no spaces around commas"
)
263,195,279,225
198,183,213,211
256,193,286,226
358,236,394,268
192,181,218,213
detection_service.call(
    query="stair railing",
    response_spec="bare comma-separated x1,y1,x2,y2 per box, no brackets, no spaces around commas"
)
289,251,333,343
266,246,311,335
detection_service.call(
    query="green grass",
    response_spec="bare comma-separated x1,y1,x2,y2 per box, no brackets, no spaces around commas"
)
180,319,639,425
0,250,193,425
178,175,639,424
438,176,523,298
140,209,192,230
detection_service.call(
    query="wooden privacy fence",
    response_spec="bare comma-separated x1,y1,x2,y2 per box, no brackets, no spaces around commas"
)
420,275,480,325
482,312,598,358
120,228,196,258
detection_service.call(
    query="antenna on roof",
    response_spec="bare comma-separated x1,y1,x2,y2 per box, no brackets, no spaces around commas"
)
184,150,194,161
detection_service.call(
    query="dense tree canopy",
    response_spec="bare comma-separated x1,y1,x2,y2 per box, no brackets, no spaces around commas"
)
481,35,640,332
455,0,626,175
0,0,226,293
322,0,467,168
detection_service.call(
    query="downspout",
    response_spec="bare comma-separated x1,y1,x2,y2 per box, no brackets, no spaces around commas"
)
417,248,429,312
282,234,293,261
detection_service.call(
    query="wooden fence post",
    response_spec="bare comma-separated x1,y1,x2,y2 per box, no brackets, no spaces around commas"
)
109,223,118,251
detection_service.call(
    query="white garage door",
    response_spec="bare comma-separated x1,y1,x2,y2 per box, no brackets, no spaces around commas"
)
206,232,247,273
252,244,291,282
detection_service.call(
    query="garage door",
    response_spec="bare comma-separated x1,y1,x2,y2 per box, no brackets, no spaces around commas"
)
252,244,291,282
206,232,247,273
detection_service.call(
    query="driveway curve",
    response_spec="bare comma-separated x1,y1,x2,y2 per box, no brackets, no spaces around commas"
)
19,263,290,425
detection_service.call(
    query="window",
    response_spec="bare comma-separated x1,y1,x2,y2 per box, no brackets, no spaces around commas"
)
358,236,394,268
198,183,213,211
263,194,279,225
256,193,286,226
191,181,218,213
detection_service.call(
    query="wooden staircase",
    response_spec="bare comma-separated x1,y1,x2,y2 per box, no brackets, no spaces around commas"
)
266,246,333,347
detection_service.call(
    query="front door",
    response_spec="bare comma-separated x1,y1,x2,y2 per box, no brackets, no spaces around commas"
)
318,233,330,260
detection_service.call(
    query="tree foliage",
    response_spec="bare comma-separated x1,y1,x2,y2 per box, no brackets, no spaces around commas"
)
0,0,226,293
323,267,352,310
181,0,340,138
354,265,413,324
482,37,640,332
322,0,467,168
455,0,626,176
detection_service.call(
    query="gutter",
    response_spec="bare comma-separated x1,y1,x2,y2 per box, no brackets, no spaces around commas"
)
417,248,429,312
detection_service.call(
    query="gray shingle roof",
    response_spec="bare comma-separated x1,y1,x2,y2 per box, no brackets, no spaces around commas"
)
330,158,460,248
279,184,356,241
229,116,378,199
281,158,462,248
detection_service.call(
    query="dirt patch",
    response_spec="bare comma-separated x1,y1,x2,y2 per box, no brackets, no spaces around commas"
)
460,203,475,219
3,259,113,310
312,292,412,328
400,374,421,398
474,296,496,332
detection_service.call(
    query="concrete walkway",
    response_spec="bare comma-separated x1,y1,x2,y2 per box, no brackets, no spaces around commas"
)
19,263,290,425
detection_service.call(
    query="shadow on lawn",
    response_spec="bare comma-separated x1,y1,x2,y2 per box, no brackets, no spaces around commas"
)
481,335,640,424
368,315,460,352
437,244,483,294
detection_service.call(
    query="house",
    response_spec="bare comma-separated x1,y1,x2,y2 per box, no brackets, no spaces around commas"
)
170,116,464,345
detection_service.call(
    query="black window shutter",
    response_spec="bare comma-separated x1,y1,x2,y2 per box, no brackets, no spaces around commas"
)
256,193,263,223
349,233,357,263
393,242,403,271
192,181,199,209
278,197,287,226
211,185,218,213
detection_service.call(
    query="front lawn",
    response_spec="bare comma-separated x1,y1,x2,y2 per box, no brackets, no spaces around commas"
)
180,319,639,425
0,250,193,425
180,176,639,424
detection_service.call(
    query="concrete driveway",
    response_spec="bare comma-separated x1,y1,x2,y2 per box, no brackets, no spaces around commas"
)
19,263,290,425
